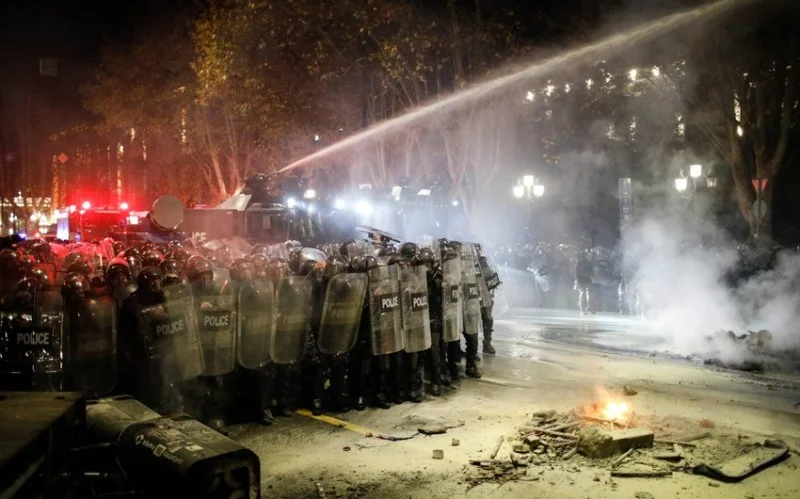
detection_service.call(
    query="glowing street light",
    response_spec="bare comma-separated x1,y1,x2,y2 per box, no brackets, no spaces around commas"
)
119,202,129,211
82,201,91,210
303,189,316,200
674,177,688,193
522,175,535,188
533,184,545,197
689,164,703,178
513,184,525,198
512,174,545,202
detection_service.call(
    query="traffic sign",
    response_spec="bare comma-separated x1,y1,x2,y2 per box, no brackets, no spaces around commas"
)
57,153,69,164
751,200,767,220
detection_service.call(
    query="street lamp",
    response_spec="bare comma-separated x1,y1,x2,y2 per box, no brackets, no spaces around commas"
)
674,163,716,195
512,174,545,202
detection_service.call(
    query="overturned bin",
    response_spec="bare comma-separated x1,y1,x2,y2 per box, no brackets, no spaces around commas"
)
118,413,260,498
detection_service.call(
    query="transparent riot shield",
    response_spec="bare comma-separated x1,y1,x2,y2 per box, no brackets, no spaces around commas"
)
138,283,205,385
194,284,237,376
441,258,463,342
461,245,482,336
236,280,274,370
65,294,117,396
367,264,404,355
271,276,313,365
400,265,431,353
0,289,65,391
317,273,367,355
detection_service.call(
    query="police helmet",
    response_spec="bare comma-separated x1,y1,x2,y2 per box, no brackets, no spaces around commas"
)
62,272,91,301
398,242,419,260
324,255,349,279
187,258,214,282
413,248,435,266
141,249,165,268
230,259,256,282
137,266,164,294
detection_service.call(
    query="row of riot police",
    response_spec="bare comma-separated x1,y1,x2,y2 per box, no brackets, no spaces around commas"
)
0,234,502,430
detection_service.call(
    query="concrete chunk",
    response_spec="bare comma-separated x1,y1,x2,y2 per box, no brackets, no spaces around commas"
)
579,427,654,458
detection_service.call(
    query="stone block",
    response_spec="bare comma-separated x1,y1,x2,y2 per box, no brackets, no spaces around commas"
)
578,427,654,458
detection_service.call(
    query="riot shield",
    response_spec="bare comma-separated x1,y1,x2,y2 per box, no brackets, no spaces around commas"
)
441,258,463,342
367,264,404,355
236,280,274,370
400,265,431,353
66,294,117,396
137,284,205,385
0,289,65,391
317,273,367,355
460,246,481,336
271,276,313,365
193,285,236,376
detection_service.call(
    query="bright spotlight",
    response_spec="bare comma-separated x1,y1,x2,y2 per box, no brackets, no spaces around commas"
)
119,202,129,210
417,189,431,196
303,189,316,200
307,203,316,214
355,200,372,216
689,164,703,178
81,201,91,210
333,198,347,210
513,185,525,199
452,200,459,207
68,205,77,213
286,197,298,208
533,185,545,197
674,178,688,193
391,186,403,200
522,175,535,188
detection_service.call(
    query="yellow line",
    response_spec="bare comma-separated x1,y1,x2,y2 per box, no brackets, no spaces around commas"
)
295,409,376,436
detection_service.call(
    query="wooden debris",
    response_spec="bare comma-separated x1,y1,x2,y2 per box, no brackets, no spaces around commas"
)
653,453,683,462
527,428,579,440
655,439,697,447
563,447,578,460
610,448,635,469
489,436,504,459
611,470,673,478
682,431,712,442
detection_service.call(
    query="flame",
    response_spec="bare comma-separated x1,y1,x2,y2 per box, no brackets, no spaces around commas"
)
601,401,630,421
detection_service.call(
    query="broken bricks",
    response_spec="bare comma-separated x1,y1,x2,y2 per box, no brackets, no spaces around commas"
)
578,427,654,458
432,449,444,460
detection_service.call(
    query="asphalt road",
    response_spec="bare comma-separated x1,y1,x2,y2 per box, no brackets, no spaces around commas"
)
231,306,800,498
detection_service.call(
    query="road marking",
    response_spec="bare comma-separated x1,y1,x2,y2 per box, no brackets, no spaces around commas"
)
294,409,376,436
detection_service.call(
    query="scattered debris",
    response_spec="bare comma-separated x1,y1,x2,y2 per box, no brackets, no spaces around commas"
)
432,449,444,460
464,408,792,489
342,446,351,452
419,424,448,435
634,492,655,499
623,386,638,396
451,438,460,447
699,419,715,429
693,441,789,482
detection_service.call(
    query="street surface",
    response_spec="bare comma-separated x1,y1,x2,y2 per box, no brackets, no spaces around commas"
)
228,307,800,498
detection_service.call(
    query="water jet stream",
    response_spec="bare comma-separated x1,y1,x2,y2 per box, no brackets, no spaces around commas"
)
279,0,756,174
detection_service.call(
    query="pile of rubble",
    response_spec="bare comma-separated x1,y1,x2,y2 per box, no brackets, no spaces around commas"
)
464,407,792,488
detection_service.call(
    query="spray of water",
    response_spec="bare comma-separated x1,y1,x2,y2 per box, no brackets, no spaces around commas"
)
279,0,755,174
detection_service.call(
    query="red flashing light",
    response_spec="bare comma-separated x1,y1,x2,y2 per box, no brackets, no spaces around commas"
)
68,205,77,213
119,202,129,211
81,201,91,210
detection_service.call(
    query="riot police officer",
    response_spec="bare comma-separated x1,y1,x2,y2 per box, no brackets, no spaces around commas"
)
575,250,593,315
417,248,443,396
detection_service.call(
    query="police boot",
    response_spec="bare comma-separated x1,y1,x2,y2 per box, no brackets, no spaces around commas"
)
330,361,351,413
465,334,482,378
257,370,276,426
374,357,391,409
311,367,325,416
406,353,423,403
482,328,496,355
392,352,406,404
353,358,370,411
447,341,461,382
